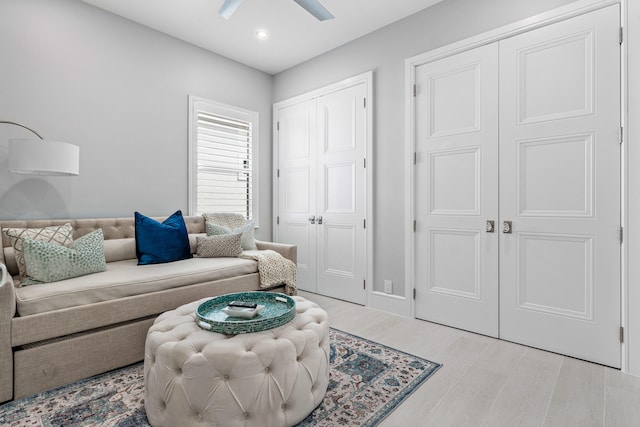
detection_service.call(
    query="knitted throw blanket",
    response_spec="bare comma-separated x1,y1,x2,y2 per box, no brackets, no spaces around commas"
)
239,250,297,295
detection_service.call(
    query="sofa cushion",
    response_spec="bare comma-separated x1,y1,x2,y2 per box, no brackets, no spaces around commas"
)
102,235,203,264
103,238,137,263
196,234,242,258
21,229,107,284
15,257,259,316
2,223,74,284
135,210,192,265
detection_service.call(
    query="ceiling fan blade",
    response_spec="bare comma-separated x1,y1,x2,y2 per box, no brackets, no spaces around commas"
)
293,0,335,21
219,0,244,19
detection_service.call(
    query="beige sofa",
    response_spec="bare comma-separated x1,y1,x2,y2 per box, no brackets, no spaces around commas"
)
0,215,296,403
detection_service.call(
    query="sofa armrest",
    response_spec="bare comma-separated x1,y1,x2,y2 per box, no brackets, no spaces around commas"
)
255,240,297,264
0,264,15,402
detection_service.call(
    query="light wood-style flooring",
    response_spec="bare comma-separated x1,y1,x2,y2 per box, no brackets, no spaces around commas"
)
298,291,640,427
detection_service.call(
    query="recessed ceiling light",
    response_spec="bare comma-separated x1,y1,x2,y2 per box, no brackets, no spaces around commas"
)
255,30,269,40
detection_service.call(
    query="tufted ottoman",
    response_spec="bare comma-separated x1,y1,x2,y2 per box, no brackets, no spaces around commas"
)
143,295,330,427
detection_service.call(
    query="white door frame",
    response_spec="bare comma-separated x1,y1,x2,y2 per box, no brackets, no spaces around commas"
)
273,71,374,306
405,0,629,371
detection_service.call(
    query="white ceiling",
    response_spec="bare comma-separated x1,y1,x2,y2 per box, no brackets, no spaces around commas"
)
81,0,443,75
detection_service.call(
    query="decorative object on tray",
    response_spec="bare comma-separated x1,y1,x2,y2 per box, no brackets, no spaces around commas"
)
221,302,265,318
195,291,295,334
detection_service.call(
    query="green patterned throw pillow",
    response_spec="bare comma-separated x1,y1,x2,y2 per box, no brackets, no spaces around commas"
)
22,229,107,284
205,221,257,250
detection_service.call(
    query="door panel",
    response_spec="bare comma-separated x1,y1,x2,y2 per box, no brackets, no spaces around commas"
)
518,134,593,216
516,33,593,124
516,233,594,320
499,5,621,367
277,100,317,292
414,43,500,337
429,229,481,299
429,147,480,214
316,84,367,304
430,64,482,137
325,162,355,212
323,224,356,275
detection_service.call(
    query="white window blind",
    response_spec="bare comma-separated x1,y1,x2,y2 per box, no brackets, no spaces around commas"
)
189,97,258,220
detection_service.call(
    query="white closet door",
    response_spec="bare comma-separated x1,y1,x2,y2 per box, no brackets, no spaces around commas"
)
316,83,367,304
277,99,317,292
276,81,368,303
414,43,500,337
499,5,621,367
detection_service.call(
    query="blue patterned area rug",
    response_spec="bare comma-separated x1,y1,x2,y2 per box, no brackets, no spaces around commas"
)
0,329,440,427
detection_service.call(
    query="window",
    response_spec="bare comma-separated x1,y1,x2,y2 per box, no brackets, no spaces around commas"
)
188,96,258,221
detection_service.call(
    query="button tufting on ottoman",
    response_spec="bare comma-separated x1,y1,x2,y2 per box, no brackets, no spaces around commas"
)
144,295,330,427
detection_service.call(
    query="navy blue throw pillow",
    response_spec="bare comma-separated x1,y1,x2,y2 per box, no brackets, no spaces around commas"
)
134,210,192,265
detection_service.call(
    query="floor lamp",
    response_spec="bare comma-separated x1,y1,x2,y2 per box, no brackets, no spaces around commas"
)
0,121,79,176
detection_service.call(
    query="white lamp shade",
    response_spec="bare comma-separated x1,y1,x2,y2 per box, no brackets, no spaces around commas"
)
8,138,79,176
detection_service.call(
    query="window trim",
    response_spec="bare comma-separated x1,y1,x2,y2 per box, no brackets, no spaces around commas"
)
188,95,259,226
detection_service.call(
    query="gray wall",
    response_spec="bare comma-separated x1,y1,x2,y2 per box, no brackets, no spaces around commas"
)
273,0,575,295
0,0,274,239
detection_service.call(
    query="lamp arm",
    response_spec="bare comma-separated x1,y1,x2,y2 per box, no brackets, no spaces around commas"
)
0,121,44,140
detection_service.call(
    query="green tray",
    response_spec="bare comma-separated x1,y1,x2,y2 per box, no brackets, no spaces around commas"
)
195,292,296,334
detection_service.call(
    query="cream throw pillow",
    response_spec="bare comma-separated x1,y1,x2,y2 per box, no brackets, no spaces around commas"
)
3,223,74,285
202,212,246,230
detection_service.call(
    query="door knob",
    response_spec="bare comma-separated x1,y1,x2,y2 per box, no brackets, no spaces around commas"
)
317,216,323,225
486,220,495,233
309,216,316,224
503,221,512,234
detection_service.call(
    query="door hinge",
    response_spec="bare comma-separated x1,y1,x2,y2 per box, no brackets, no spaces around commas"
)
413,84,417,97
277,121,280,131
363,279,366,290
364,97,367,109
620,27,623,45
363,219,366,229
277,169,280,178
364,158,366,168
414,152,417,165
276,216,280,225
620,226,624,243
413,288,416,299
413,220,417,232
620,126,624,144
620,326,624,343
